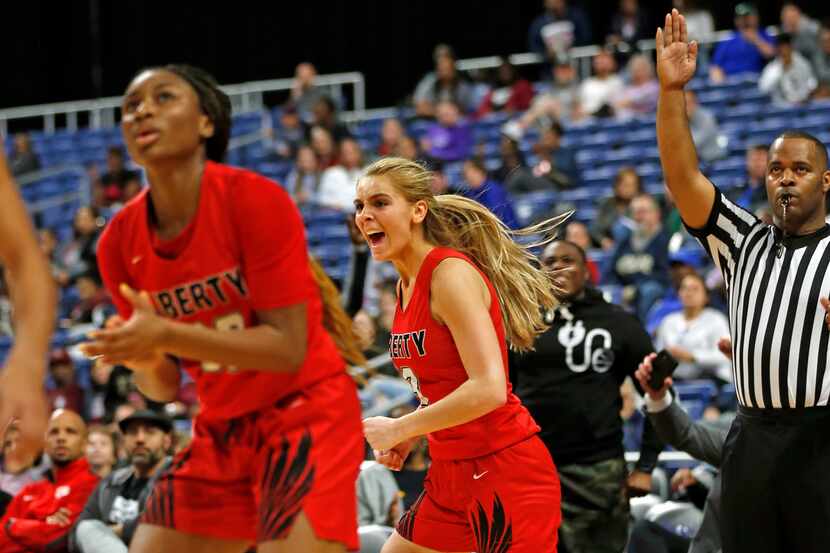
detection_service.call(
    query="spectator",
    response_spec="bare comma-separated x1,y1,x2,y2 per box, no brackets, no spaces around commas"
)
531,121,579,189
579,49,625,118
395,136,420,161
613,54,659,118
591,166,643,249
85,427,117,480
289,62,323,125
47,348,85,415
318,137,365,211
68,272,112,327
709,3,775,83
604,193,671,320
377,119,405,157
84,361,112,424
308,96,351,143
606,0,652,57
39,228,70,287
421,100,473,162
813,21,830,98
729,143,768,212
310,125,338,169
476,58,534,117
492,135,549,194
8,134,40,177
528,0,593,58
413,44,475,118
656,272,732,383
58,206,102,283
390,433,428,512
563,221,600,283
460,158,519,228
0,422,43,499
285,145,320,206
759,32,817,105
780,2,820,60
685,90,726,162
672,0,714,43
0,410,99,553
267,105,304,160
356,461,402,527
96,148,137,207
71,411,172,553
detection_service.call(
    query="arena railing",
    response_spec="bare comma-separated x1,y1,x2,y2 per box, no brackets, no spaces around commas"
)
0,71,366,136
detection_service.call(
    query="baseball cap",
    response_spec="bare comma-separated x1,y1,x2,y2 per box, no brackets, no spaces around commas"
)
734,3,758,17
118,409,173,434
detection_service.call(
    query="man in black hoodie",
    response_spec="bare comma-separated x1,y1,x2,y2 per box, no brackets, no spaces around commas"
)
510,240,662,553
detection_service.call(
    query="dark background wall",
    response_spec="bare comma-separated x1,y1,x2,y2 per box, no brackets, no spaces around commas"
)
4,0,829,110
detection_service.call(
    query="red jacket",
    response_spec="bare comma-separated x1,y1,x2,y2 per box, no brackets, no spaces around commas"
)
0,458,99,553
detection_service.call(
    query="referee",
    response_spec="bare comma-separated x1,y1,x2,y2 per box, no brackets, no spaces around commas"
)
657,9,830,553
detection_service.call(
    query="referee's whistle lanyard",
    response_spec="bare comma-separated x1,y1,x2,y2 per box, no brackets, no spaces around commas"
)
776,195,791,259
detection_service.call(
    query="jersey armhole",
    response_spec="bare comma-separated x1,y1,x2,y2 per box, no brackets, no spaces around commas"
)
428,256,492,326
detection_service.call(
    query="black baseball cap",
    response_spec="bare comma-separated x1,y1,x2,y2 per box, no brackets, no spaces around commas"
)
118,410,173,434
735,3,758,17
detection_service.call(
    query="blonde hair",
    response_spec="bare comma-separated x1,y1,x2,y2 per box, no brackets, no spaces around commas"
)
362,157,569,351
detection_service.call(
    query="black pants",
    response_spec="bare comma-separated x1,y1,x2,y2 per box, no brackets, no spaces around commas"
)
627,519,691,553
721,406,830,553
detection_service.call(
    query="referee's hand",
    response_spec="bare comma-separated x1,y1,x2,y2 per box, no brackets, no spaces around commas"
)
635,353,672,401
821,298,830,330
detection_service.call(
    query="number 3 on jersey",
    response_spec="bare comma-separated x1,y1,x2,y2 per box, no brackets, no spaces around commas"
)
401,367,430,407
201,312,245,373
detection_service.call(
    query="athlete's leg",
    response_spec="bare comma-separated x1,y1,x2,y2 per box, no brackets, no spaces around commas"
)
381,530,466,553
258,512,346,553
129,524,250,553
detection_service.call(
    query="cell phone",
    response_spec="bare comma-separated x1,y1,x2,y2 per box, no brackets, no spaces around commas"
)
648,350,679,390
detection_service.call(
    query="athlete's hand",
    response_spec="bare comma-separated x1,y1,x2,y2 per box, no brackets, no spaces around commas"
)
363,416,407,452
80,284,170,366
656,9,698,91
0,365,47,467
373,439,415,471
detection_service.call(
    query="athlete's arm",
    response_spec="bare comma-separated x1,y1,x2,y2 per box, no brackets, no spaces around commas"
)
377,259,507,445
0,149,56,462
656,10,716,228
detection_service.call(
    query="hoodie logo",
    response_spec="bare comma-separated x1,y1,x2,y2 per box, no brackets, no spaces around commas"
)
557,320,614,374
55,485,71,499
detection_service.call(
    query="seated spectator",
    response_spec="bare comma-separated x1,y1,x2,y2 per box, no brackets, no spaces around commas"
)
59,206,102,284
528,0,593,58
0,421,43,499
673,0,714,42
96,148,138,208
780,3,820,60
655,272,732,383
508,54,582,136
476,58,534,117
604,193,671,320
606,0,652,59
0,410,99,553
591,166,643,249
267,104,305,160
531,121,579,189
310,125,338,169
356,461,402,527
8,134,40,177
709,3,775,83
39,228,70,287
47,349,85,415
308,96,351,143
563,221,600,283
285,145,320,206
68,272,113,327
613,54,659,118
421,101,473,162
685,90,726,162
728,143,768,213
289,62,323,125
460,158,518,229
759,32,817,105
71,411,172,553
813,21,830,98
85,427,117,480
492,135,549,194
413,44,475,118
579,49,624,118
377,119,405,157
395,136,420,161
319,138,365,211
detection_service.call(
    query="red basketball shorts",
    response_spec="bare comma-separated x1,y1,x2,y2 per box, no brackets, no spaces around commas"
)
396,434,561,553
140,372,364,549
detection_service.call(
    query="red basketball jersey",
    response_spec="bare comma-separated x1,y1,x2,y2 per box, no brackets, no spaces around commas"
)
390,247,540,460
97,161,345,420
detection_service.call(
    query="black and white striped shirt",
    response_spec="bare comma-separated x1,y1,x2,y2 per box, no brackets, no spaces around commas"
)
687,189,830,408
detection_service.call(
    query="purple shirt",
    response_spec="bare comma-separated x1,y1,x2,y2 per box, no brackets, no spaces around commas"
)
426,123,473,162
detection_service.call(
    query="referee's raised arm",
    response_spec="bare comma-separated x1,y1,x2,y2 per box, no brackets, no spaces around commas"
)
655,9,716,229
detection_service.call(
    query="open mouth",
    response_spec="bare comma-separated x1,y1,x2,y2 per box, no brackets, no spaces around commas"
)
366,231,386,247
